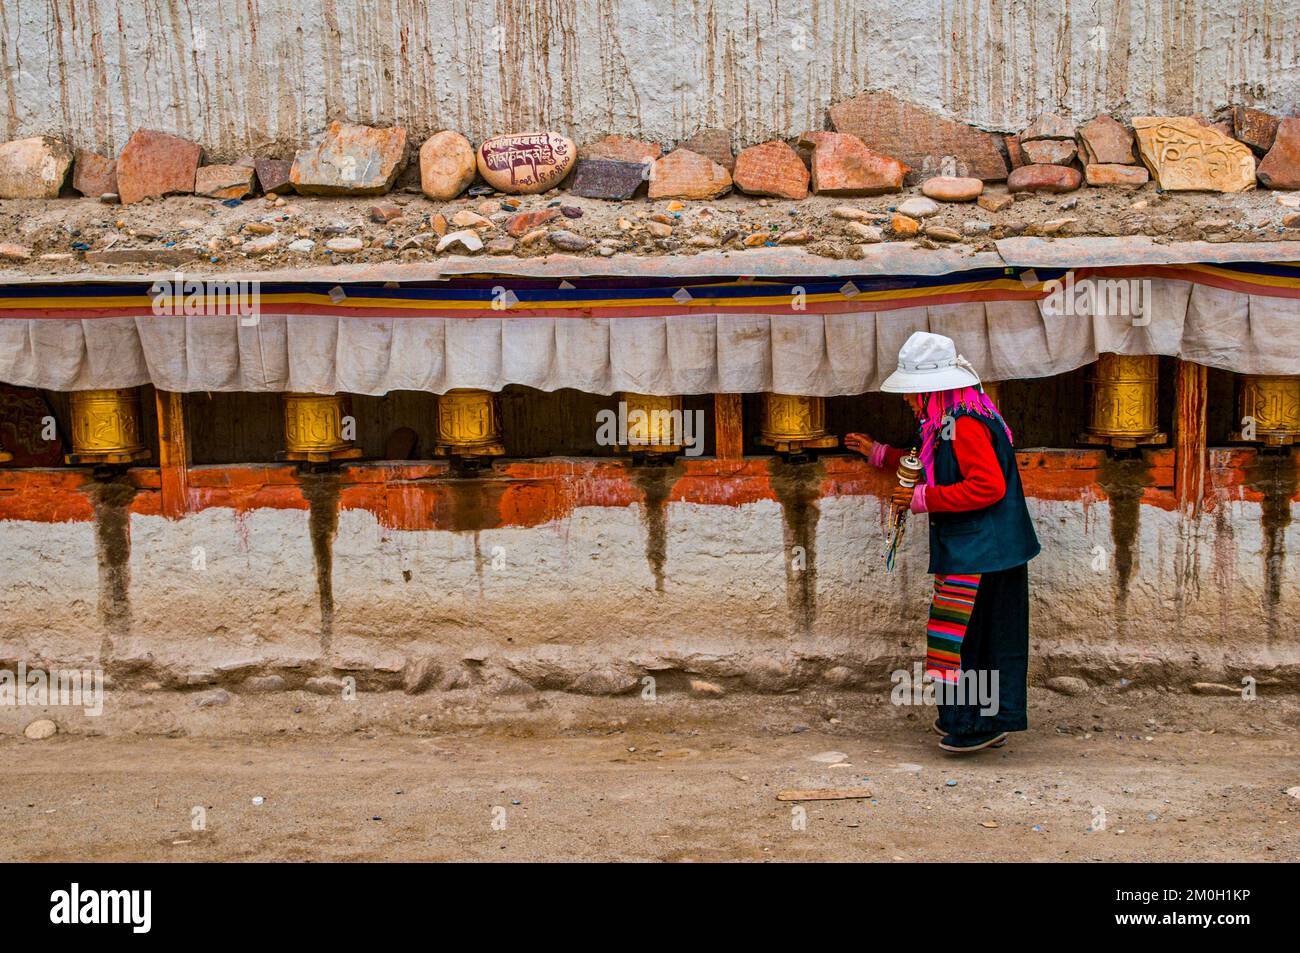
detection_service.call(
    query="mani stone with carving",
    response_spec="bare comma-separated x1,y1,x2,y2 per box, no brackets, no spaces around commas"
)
116,129,203,205
1132,117,1256,192
419,130,477,200
0,137,73,198
647,148,732,200
732,140,810,200
290,121,408,196
828,90,1007,182
798,131,907,196
476,132,576,194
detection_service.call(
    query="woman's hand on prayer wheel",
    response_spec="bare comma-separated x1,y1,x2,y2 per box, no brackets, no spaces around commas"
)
844,432,875,457
890,484,914,512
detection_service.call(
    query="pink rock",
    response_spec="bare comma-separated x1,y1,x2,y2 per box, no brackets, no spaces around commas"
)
732,140,809,200
647,148,732,200
1085,164,1149,187
675,128,734,172
116,129,202,205
581,135,662,165
195,164,255,199
1078,115,1137,165
920,176,984,201
828,91,1008,182
798,131,908,196
1007,164,1082,194
72,149,118,197
1257,117,1300,190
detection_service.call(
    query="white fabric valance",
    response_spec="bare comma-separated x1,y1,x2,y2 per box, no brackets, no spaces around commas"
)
2,279,1299,396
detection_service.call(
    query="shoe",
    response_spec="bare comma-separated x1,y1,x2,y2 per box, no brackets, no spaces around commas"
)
939,731,1009,753
933,719,1007,747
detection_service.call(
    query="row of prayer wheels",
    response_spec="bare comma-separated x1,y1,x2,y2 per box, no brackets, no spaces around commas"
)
41,362,1300,465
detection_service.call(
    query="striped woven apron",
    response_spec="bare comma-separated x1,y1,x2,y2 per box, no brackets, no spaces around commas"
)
925,573,982,683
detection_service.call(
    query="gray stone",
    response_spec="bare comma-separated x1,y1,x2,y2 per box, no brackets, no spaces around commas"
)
547,230,592,252
194,688,232,707
567,158,649,199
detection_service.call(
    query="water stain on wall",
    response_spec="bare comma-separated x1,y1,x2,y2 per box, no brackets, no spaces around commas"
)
1243,449,1296,642
84,474,138,660
769,457,822,633
631,463,679,593
1097,454,1151,631
299,470,341,653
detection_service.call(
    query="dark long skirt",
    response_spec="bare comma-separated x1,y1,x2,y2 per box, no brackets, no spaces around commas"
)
934,561,1030,737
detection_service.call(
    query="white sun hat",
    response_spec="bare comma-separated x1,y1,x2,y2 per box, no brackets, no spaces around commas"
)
880,331,982,393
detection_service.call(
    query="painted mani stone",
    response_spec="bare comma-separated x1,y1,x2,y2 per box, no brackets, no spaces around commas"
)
476,132,576,194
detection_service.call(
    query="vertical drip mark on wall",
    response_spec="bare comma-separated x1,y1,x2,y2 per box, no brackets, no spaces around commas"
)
768,458,823,633
1244,451,1296,642
86,476,138,662
1097,455,1150,635
631,464,678,593
300,471,341,654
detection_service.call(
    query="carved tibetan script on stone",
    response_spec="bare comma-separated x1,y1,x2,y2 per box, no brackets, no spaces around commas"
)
1132,117,1256,192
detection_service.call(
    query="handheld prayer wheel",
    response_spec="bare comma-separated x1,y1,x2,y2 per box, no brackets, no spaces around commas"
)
1081,354,1166,449
758,393,839,454
619,392,683,457
281,392,362,463
433,389,505,458
1236,374,1300,446
64,388,150,465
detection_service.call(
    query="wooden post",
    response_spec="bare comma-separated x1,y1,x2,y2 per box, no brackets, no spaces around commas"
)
155,390,192,519
1173,360,1208,518
713,393,744,460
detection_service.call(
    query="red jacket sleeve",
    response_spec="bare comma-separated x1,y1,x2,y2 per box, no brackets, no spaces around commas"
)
880,445,904,471
924,416,1006,513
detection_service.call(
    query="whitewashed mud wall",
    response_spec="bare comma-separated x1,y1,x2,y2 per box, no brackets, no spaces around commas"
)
2,0,1297,158
2,494,1296,693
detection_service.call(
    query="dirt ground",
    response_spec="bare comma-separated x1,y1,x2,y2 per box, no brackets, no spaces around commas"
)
1,686,1297,862
3,178,1300,278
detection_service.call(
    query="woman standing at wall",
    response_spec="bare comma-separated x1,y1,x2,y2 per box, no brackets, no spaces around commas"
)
846,332,1040,753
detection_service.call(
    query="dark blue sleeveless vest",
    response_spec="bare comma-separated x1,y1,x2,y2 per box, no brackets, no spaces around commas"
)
926,408,1040,575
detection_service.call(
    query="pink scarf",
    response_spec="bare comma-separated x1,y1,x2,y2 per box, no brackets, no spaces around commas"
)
917,386,1013,484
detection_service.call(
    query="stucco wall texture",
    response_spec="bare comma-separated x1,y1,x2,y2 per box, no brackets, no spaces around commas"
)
2,486,1296,694
2,0,1297,158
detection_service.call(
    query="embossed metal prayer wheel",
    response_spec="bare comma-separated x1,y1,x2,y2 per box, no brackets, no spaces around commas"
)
281,392,362,463
434,388,505,457
1081,354,1166,449
1237,374,1300,446
758,393,839,454
619,392,683,458
64,388,150,465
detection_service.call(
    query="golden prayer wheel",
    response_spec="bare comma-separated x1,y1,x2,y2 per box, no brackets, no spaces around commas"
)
65,388,150,465
619,392,683,457
282,392,363,463
1236,374,1300,446
758,393,839,454
1082,354,1166,449
434,388,505,457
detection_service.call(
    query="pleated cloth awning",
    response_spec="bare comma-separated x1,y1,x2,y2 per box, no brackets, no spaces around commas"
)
1,262,1299,396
